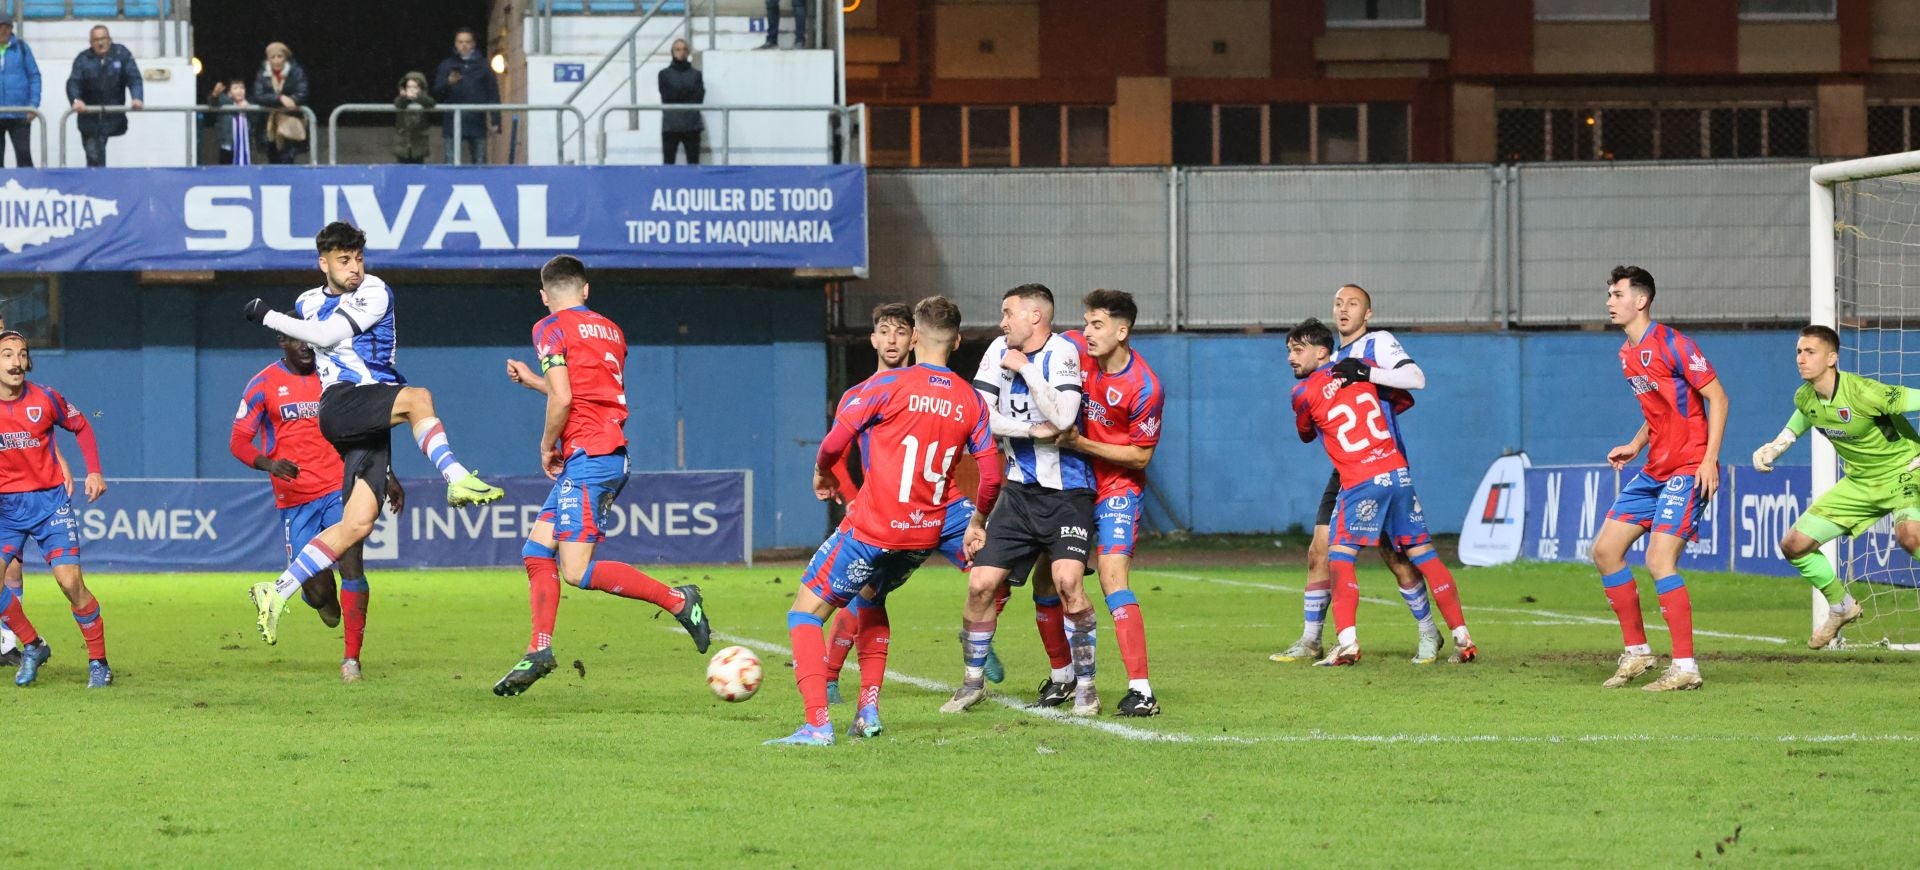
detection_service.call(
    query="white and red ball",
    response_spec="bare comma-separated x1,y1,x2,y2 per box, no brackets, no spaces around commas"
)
706,645,763,702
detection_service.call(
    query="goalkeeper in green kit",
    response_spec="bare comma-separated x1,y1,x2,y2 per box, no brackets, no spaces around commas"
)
1752,325,1920,648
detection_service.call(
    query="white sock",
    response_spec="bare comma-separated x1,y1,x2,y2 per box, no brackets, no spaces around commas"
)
0,627,15,655
1128,678,1152,697
1302,621,1323,642
1672,657,1698,673
1833,595,1856,614
274,576,305,599
1336,626,1357,647
1451,625,1472,645
1050,665,1072,684
1626,643,1652,656
964,665,984,683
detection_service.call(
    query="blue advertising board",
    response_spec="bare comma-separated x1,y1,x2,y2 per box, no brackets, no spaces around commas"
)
47,471,750,573
0,165,866,271
1522,463,1785,577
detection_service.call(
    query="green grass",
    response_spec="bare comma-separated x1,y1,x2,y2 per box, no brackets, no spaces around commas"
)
5,559,1918,867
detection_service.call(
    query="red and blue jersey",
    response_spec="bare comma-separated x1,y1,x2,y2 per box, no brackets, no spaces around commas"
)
1064,330,1165,498
0,382,101,494
1292,364,1415,490
829,363,997,551
533,306,630,458
231,360,343,509
1619,322,1718,480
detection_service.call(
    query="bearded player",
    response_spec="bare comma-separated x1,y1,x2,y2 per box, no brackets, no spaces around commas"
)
770,295,1002,746
493,255,712,697
1751,324,1920,648
1592,266,1727,692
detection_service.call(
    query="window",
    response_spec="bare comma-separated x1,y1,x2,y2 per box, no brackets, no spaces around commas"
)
1217,106,1263,166
1533,0,1649,20
1172,103,1213,165
1271,104,1312,164
868,107,911,167
1317,105,1362,163
1498,103,1813,162
966,107,1012,168
1597,107,1653,160
1173,102,1406,164
1657,108,1701,159
918,106,961,167
1869,105,1913,156
0,278,58,348
1366,102,1410,164
1066,107,1108,166
1325,0,1423,26
1737,0,1835,19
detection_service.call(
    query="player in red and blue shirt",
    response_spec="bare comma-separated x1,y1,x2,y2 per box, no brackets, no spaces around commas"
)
1592,267,1727,692
1053,290,1165,716
1287,318,1464,669
771,296,1003,746
232,332,404,682
0,331,111,688
492,256,712,698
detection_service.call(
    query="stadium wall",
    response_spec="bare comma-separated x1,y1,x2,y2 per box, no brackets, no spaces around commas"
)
1130,328,1802,537
32,274,827,550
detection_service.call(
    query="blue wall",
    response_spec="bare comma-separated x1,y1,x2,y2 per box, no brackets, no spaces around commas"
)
1130,328,1802,535
31,275,826,549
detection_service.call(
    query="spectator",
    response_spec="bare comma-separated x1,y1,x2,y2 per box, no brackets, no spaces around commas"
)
65,25,141,168
658,39,703,165
0,21,40,168
757,0,808,49
432,28,498,165
202,77,255,165
250,42,309,164
393,71,434,164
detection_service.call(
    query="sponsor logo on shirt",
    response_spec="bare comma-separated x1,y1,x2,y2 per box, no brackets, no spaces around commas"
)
1138,417,1160,438
0,432,42,450
927,375,952,389
1687,352,1708,373
1082,396,1114,428
278,401,319,422
889,508,941,531
1627,375,1658,396
1351,499,1380,523
1059,525,1089,540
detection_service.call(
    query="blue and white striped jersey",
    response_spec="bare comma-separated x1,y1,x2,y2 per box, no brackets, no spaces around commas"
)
972,332,1094,491
293,275,405,390
1333,328,1413,444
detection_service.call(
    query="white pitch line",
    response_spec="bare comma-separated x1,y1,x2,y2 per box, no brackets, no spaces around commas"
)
709,631,1911,747
1137,569,1793,645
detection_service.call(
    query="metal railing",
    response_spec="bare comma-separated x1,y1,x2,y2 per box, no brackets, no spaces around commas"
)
531,0,710,54
2,0,187,19
0,107,48,166
327,103,588,165
554,0,708,159
593,103,863,165
60,104,318,165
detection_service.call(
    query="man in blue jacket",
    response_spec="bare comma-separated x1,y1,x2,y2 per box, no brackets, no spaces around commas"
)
0,21,40,167
65,25,141,168
431,28,498,165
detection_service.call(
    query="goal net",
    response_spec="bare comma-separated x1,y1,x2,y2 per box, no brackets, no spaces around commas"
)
1820,156,1920,650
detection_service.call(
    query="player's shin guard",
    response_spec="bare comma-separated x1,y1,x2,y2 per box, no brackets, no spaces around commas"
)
1062,609,1097,684
580,561,687,613
71,598,104,661
1654,574,1695,663
0,585,36,646
1600,568,1649,649
825,599,861,682
1329,552,1360,645
1105,590,1149,681
522,541,560,652
1034,595,1072,678
1397,583,1435,633
855,603,890,708
340,578,369,661
412,417,472,485
1411,550,1469,636
275,539,340,599
961,619,996,685
1788,551,1845,605
788,611,831,728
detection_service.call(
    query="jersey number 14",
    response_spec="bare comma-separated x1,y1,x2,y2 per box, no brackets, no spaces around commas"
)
898,435,959,504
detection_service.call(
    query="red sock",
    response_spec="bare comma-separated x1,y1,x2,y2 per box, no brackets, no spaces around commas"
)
993,585,1011,618
1601,569,1648,647
1034,596,1071,670
340,579,369,660
1330,555,1359,635
824,608,859,681
524,556,560,652
1412,553,1467,631
584,562,685,613
71,598,105,660
0,586,36,646
855,604,891,707
1110,601,1149,680
1656,577,1694,659
788,614,830,728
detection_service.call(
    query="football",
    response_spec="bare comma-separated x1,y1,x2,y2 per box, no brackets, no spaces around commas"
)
706,645,763,702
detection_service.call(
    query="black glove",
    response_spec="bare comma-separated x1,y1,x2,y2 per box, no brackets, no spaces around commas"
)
242,298,270,323
1329,357,1371,387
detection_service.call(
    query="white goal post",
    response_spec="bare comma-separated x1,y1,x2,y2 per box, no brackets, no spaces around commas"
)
1809,151,1920,650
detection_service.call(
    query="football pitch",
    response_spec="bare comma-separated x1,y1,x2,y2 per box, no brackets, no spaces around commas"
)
7,554,1918,866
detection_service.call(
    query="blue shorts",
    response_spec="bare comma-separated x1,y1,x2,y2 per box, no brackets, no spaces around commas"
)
0,486,80,567
802,530,934,609
937,498,977,569
1097,491,1143,557
539,451,630,544
1330,467,1433,552
1607,470,1704,542
280,490,344,565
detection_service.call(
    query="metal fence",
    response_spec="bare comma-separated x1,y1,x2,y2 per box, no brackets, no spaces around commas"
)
861,161,1814,330
60,105,320,165
328,103,588,165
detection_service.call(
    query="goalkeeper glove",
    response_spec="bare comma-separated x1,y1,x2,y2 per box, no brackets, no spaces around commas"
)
1329,357,1370,387
1751,429,1797,473
242,298,270,324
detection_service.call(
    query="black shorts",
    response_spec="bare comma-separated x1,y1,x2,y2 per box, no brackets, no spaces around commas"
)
973,482,1096,570
321,383,402,496
1314,471,1340,527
